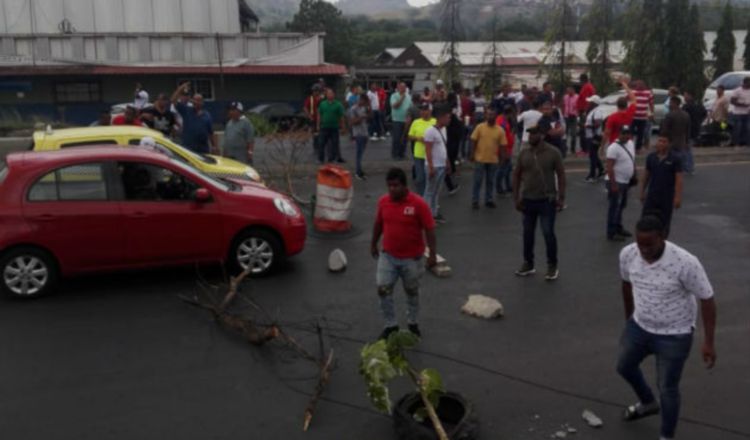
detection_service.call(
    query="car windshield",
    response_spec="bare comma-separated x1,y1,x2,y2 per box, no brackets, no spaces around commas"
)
167,158,229,191
166,141,215,164
709,74,748,90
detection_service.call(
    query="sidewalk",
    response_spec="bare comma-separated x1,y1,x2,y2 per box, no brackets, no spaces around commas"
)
255,134,750,179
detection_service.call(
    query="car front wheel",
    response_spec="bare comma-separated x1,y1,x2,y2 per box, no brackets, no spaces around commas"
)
229,229,284,277
0,247,58,299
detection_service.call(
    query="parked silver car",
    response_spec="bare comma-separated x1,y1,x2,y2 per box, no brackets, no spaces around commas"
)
598,88,669,132
702,71,750,111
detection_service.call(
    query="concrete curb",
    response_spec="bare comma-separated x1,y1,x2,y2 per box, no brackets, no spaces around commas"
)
260,147,750,179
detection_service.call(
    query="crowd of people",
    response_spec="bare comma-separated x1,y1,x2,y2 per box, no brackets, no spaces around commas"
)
355,75,720,440
91,82,256,165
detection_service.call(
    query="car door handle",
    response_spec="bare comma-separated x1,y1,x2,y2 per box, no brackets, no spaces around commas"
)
127,211,149,218
31,214,56,221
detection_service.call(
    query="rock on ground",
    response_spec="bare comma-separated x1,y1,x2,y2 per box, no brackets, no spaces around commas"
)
461,295,504,319
581,409,603,428
328,249,347,272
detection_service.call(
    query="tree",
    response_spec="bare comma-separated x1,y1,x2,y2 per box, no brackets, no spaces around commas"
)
743,19,750,70
661,0,694,88
685,4,708,95
711,2,736,79
622,0,665,87
543,0,576,94
585,0,615,94
287,0,354,65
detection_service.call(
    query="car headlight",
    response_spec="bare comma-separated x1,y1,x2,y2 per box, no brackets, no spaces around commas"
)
274,197,299,217
245,168,261,182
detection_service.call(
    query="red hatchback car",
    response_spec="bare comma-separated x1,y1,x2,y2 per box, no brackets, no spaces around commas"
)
0,147,306,298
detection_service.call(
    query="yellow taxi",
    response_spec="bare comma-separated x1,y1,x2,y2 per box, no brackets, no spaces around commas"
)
32,126,262,183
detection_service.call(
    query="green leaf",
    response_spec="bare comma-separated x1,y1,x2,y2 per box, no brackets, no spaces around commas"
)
419,368,445,410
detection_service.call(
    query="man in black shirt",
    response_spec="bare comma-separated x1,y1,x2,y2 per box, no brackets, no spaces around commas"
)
640,134,683,237
141,93,177,138
681,92,706,174
660,97,691,171
538,101,566,157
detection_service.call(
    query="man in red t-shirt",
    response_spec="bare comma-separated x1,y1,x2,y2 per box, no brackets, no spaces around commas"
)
577,74,596,152
371,168,437,340
111,105,144,127
601,79,637,154
632,80,655,151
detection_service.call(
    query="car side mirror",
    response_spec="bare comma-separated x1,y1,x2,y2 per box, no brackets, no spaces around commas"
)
194,188,211,202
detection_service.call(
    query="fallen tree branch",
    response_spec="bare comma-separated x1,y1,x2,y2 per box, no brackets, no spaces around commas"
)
303,349,335,432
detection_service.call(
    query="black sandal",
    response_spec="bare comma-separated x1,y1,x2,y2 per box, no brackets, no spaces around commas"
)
623,403,660,421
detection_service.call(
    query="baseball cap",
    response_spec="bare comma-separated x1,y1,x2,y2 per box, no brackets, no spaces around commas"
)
228,101,244,112
620,124,633,134
586,95,602,105
418,102,431,110
436,79,445,86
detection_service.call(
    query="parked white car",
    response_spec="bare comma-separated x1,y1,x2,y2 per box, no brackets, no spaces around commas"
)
598,88,670,132
702,71,750,111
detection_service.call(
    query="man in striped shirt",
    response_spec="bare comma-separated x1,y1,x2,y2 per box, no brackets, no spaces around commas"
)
632,81,655,152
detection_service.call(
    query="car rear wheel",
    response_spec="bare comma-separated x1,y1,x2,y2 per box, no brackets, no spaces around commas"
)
229,229,284,277
0,247,58,299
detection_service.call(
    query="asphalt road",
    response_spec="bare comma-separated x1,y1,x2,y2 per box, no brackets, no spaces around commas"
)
1,162,748,440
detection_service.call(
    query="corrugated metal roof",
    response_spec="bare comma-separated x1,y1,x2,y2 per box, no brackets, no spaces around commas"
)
0,64,347,76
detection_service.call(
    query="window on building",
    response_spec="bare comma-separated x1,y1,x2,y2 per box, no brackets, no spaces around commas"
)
54,82,102,103
176,78,214,101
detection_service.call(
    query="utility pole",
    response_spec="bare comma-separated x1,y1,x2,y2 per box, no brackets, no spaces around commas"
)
491,11,498,94
560,0,567,96
601,0,609,79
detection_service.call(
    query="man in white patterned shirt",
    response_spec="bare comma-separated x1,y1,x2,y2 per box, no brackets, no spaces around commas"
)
616,215,717,440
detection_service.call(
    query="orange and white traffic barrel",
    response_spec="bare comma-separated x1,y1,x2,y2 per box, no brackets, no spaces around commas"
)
313,165,353,232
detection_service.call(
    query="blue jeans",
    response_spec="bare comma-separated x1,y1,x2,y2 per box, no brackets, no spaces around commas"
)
522,199,558,266
496,160,513,193
472,162,498,204
318,127,341,162
369,110,384,137
617,319,693,439
681,141,695,173
376,252,424,328
391,121,406,158
413,158,426,196
632,118,649,151
586,136,604,178
354,135,368,174
423,165,446,217
731,113,750,146
607,182,630,237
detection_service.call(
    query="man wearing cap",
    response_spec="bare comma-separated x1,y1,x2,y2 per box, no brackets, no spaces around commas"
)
606,125,637,241
141,93,177,138
512,121,566,281
584,95,606,182
222,102,255,165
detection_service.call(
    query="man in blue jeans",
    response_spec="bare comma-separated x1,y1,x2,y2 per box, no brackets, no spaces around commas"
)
617,215,716,440
606,125,637,241
512,121,565,281
371,168,437,340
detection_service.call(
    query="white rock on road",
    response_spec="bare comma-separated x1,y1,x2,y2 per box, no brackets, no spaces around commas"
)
461,295,504,319
328,249,347,272
582,409,603,428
